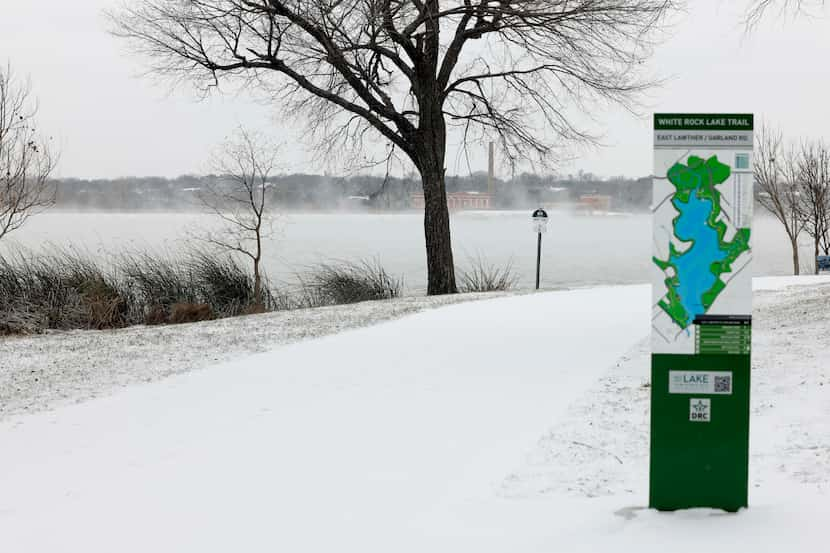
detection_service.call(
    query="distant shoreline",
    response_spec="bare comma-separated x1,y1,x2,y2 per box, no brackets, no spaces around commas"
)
43,205,652,216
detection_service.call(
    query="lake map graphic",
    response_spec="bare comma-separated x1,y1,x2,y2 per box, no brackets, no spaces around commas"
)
653,155,751,329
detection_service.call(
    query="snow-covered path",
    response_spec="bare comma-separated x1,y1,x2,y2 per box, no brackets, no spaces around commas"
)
1,286,648,552
3,280,830,552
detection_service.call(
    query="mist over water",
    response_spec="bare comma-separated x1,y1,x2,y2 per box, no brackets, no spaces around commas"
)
2,210,804,293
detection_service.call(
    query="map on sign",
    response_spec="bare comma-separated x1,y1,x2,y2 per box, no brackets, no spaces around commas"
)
652,152,753,354
654,155,750,328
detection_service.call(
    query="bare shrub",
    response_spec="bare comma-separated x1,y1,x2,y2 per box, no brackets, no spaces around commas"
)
300,260,402,307
0,248,406,333
458,257,518,293
123,249,273,319
144,305,168,326
78,276,131,329
121,252,195,310
188,251,274,316
0,308,42,335
0,247,276,333
169,303,214,324
240,303,267,316
0,250,134,331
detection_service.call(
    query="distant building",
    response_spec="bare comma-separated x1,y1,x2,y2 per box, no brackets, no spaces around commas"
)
577,194,612,212
411,191,492,210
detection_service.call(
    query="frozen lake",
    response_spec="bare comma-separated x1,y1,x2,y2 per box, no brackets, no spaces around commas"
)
1,210,807,293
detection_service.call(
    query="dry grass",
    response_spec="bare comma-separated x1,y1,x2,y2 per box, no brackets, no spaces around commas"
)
0,248,272,333
458,256,518,293
298,259,402,307
0,249,402,333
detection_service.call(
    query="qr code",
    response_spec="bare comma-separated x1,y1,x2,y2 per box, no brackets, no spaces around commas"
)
714,375,732,393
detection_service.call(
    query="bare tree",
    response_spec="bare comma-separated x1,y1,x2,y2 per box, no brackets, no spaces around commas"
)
795,140,830,273
0,64,56,241
110,0,676,294
746,0,826,27
821,189,830,260
754,124,805,274
199,126,279,306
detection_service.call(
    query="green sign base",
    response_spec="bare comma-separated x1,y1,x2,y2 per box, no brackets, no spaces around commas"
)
649,353,750,512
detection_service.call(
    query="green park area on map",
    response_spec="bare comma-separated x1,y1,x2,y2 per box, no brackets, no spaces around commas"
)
653,155,751,329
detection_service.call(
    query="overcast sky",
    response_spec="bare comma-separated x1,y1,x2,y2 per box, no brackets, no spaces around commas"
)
2,1,828,179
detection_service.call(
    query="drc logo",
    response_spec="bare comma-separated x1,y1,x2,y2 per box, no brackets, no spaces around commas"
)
689,398,711,422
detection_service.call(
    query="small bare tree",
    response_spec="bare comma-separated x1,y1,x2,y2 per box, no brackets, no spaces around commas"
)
110,0,677,295
754,124,805,274
795,140,830,274
199,127,279,306
0,64,56,241
821,189,830,260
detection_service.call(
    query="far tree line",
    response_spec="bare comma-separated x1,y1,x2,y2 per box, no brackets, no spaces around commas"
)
46,171,652,213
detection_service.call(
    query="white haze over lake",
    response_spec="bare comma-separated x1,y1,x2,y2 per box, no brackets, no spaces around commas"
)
2,211,809,293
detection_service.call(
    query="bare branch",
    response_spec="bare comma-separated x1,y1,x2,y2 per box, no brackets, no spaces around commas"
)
794,139,830,271
110,0,675,171
197,125,281,304
0,64,57,241
109,0,678,295
753,123,806,274
745,0,825,29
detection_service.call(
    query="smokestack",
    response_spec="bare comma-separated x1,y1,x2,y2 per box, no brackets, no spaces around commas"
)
487,141,494,196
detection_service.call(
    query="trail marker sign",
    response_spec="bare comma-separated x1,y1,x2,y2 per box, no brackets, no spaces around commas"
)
532,208,548,233
649,113,753,512
532,208,548,289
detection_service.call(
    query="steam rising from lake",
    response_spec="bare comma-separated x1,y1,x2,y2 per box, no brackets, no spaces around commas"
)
2,210,806,293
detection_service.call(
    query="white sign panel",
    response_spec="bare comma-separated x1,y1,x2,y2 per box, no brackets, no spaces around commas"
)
689,398,711,422
651,114,753,355
532,208,548,234
669,371,733,395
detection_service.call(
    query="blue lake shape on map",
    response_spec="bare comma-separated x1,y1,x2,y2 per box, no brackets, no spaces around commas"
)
669,191,729,325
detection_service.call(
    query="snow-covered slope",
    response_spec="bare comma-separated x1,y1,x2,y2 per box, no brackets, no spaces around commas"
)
2,279,829,552
0,292,508,420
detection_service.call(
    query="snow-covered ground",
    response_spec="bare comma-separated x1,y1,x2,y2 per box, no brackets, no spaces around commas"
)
1,277,829,552
0,292,511,420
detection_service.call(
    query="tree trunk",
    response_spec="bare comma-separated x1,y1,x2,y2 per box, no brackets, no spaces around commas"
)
253,256,262,307
253,225,264,307
415,100,457,295
420,167,457,295
790,235,800,276
814,239,820,275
